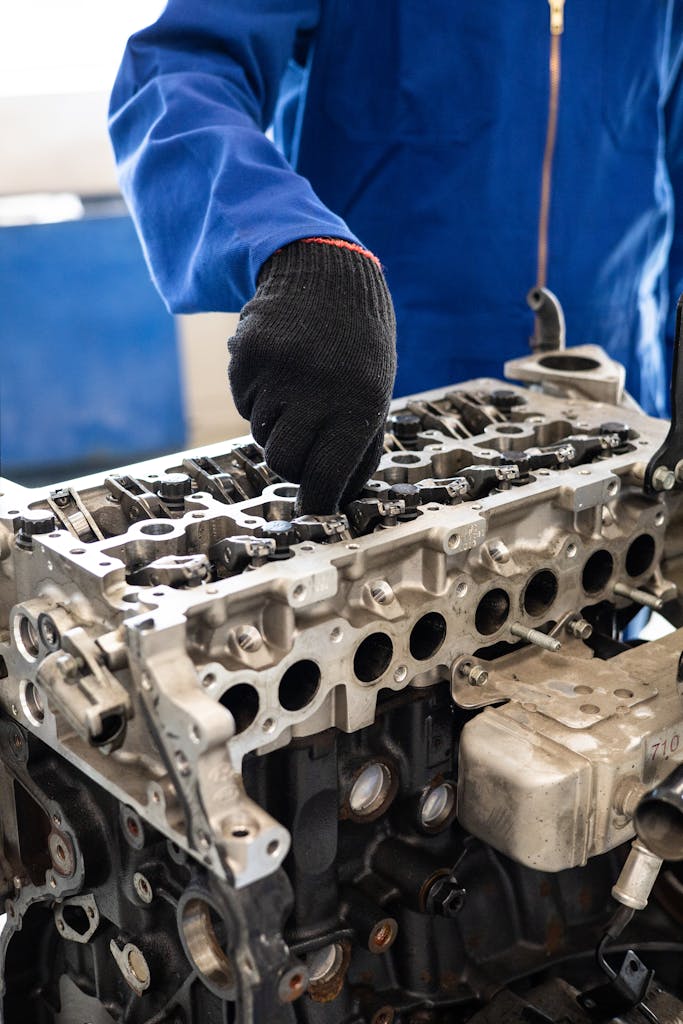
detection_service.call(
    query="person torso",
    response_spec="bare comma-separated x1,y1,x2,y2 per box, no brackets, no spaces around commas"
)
275,1,683,411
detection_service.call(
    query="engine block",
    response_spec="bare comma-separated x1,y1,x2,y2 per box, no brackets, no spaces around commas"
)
3,343,683,1023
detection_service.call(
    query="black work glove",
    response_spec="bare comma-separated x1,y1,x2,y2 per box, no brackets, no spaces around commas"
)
228,239,397,513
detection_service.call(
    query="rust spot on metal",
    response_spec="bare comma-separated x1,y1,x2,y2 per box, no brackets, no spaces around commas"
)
440,969,460,993
545,915,564,955
307,941,351,1004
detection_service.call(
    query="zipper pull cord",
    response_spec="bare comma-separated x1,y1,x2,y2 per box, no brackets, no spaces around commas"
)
549,0,565,36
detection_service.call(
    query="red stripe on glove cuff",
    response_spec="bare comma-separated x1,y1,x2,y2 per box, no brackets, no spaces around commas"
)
301,237,381,267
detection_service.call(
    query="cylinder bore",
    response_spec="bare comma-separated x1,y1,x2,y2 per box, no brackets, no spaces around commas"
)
354,633,393,683
475,589,510,636
625,534,656,578
523,569,558,617
220,683,260,733
409,612,447,660
278,660,320,711
179,896,236,1000
582,550,614,594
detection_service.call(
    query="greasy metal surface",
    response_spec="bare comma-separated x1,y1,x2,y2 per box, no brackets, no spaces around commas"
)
0,367,675,887
2,348,683,1022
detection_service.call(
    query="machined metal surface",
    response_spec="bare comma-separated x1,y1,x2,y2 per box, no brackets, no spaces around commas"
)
3,343,683,1021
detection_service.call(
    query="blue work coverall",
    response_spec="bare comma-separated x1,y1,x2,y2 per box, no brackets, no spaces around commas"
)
110,2,683,414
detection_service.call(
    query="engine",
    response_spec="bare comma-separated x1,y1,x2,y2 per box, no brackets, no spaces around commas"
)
3,339,683,1023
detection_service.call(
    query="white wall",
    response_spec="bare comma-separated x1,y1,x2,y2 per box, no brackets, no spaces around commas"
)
178,312,249,447
0,92,118,198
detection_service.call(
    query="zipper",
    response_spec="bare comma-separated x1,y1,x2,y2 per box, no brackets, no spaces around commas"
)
536,0,566,289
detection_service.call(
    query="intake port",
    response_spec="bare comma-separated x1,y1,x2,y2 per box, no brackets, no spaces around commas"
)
409,613,447,660
354,633,393,683
475,589,510,636
625,534,656,578
582,550,614,594
278,661,320,711
220,683,260,733
523,569,558,617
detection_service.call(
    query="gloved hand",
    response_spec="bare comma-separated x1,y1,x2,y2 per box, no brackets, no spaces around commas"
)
228,238,397,513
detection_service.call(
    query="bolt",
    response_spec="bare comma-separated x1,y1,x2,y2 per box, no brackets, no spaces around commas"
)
387,412,422,442
368,917,398,954
16,509,56,550
372,1009,395,1024
258,520,295,558
489,388,526,412
48,832,75,877
133,872,153,904
468,665,488,686
110,940,151,994
388,483,421,514
652,466,676,491
127,946,150,986
38,614,60,650
157,473,192,510
277,965,309,1003
457,661,488,687
567,617,593,640
424,872,466,918
510,623,562,652
613,582,663,611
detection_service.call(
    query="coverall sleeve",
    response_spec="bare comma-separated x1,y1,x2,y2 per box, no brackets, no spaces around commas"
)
109,0,360,314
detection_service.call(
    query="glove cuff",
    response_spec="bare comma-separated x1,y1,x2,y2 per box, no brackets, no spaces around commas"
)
258,237,394,329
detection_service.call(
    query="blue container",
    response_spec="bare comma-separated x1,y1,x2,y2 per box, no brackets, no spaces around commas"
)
0,206,186,480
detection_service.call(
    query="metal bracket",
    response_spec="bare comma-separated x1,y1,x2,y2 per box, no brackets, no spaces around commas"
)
645,294,683,494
